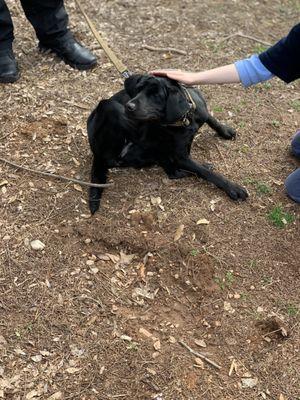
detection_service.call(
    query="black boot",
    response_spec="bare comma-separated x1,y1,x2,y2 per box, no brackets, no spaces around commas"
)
0,49,20,83
39,36,97,71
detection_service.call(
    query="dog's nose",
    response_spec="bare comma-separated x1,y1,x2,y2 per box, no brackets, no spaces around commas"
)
126,102,136,112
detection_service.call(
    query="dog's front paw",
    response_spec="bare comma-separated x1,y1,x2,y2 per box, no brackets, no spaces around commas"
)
89,199,100,215
226,183,248,201
219,125,236,140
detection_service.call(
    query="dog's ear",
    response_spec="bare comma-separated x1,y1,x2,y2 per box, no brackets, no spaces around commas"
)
124,74,144,97
164,85,190,124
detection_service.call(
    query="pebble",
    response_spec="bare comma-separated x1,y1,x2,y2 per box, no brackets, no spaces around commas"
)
30,240,45,251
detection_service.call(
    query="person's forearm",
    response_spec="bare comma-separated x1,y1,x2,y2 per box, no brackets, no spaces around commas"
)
193,64,241,84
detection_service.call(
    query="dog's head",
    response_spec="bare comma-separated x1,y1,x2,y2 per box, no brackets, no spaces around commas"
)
124,74,192,124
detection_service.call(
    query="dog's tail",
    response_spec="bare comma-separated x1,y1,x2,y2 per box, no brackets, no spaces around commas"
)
89,160,108,214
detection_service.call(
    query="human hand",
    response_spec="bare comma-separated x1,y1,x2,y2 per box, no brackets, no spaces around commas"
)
150,69,200,85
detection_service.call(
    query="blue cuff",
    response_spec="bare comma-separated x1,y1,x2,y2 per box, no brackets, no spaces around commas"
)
235,54,274,87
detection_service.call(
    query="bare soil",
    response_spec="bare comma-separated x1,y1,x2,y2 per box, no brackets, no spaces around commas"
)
0,1,299,399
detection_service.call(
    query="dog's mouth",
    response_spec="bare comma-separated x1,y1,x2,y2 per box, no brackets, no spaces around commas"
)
125,110,161,122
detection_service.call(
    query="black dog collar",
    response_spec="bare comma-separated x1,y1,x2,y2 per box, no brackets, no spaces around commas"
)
163,85,197,127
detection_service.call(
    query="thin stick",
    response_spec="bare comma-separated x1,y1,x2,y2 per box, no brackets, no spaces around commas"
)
179,340,222,370
0,157,112,188
219,32,271,47
214,143,229,171
141,44,187,55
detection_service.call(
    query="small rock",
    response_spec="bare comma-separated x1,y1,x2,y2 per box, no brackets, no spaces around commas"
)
30,240,45,251
224,301,235,313
31,354,42,363
241,377,258,388
169,336,176,343
153,340,161,351
120,335,132,342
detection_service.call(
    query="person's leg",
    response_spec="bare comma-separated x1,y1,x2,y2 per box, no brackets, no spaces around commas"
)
0,0,20,83
285,168,300,203
20,0,97,70
20,0,71,44
291,130,300,159
0,0,14,49
285,131,300,203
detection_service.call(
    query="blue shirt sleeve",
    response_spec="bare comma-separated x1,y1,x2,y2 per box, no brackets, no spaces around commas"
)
234,54,274,87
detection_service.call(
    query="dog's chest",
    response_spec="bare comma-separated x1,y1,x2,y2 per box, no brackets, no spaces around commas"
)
120,141,133,158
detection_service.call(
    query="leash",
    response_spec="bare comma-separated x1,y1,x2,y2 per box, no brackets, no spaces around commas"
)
75,0,131,79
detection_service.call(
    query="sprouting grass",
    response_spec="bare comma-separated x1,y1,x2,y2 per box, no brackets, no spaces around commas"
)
214,270,234,290
243,178,272,196
248,259,258,269
256,182,272,195
213,105,224,113
290,100,300,112
286,304,299,317
253,44,268,53
272,120,281,128
267,205,295,228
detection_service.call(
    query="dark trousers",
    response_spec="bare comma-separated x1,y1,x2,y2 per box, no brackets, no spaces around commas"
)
0,0,71,50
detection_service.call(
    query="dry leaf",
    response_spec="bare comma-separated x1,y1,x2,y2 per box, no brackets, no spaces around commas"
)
66,367,81,374
194,357,204,368
73,184,82,192
139,327,153,338
196,218,210,225
0,180,8,188
174,224,184,241
153,340,161,351
26,390,41,399
47,393,63,400
106,253,120,263
120,335,132,342
119,251,135,266
194,339,207,348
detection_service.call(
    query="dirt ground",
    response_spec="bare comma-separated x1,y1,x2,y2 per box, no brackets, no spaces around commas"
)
0,1,299,399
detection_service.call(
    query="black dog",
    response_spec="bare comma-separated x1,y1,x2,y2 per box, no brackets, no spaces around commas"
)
87,74,248,214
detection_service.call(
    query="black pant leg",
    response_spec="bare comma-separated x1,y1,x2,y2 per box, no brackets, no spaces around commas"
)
0,0,14,49
20,0,71,44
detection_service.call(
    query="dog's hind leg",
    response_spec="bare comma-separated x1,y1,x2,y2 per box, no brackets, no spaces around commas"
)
206,114,236,140
89,158,108,214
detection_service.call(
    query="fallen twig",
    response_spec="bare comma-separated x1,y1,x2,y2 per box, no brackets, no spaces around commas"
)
179,340,222,370
141,44,187,55
62,99,91,110
219,32,271,47
214,143,229,171
0,157,112,188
